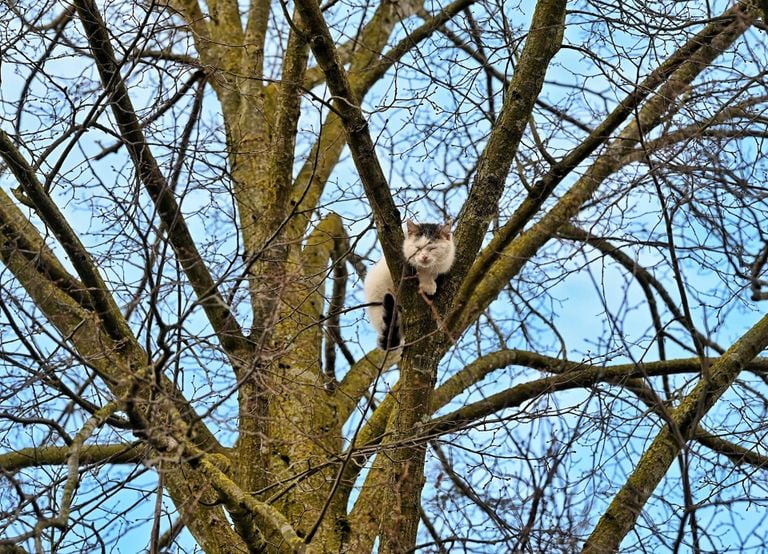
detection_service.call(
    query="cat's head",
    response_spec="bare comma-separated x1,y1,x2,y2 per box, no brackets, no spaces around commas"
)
402,220,455,270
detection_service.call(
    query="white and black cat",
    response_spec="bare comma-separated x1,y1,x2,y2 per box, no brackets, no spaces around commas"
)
364,220,455,349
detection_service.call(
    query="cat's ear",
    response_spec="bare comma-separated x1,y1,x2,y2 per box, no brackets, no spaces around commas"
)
406,220,420,236
439,219,452,239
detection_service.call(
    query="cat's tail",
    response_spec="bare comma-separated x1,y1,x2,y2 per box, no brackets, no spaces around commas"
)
378,293,401,350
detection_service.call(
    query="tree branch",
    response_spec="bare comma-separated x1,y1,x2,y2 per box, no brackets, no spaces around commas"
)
288,0,435,242
452,4,754,333
583,309,768,552
0,443,144,473
72,0,250,359
334,349,399,422
558,223,725,355
446,0,567,299
0,131,131,345
295,0,403,277
30,403,119,553
185,445,310,553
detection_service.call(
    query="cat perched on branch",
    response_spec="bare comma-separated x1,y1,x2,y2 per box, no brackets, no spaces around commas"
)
364,220,455,350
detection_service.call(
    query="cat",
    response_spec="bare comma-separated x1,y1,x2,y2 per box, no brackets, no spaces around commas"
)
364,220,455,349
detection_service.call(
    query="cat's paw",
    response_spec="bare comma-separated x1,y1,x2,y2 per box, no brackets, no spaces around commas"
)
419,280,437,296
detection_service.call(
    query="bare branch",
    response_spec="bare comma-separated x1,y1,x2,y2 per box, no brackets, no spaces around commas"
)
448,0,567,294
0,443,144,473
0,131,132,344
452,3,754,333
72,0,250,358
295,0,403,276
584,308,768,552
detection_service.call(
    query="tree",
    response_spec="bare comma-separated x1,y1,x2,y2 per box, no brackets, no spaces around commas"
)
1,0,768,551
